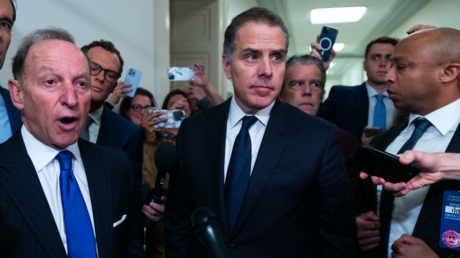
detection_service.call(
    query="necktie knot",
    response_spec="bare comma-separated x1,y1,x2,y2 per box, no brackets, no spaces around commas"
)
241,116,258,130
375,94,385,102
56,150,72,171
413,117,432,132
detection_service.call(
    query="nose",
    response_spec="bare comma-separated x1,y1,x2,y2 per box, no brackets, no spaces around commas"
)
258,56,273,78
94,70,105,83
380,57,390,67
61,83,78,108
302,84,312,96
385,65,396,84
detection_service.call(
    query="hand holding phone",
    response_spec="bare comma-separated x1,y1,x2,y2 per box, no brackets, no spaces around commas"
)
168,67,195,81
148,109,185,128
318,26,338,62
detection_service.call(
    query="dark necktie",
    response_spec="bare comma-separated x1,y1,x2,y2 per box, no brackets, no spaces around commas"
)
80,116,94,141
373,94,386,130
224,115,258,231
56,150,97,257
378,117,432,257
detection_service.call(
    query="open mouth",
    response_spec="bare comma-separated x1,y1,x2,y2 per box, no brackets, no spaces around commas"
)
60,117,76,124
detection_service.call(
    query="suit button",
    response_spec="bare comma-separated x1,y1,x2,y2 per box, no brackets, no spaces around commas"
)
227,243,235,252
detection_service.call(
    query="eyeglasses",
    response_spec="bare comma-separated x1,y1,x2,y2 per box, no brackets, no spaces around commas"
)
161,133,175,141
89,61,121,83
130,104,151,112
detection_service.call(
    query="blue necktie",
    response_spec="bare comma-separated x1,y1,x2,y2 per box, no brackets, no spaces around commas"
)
378,118,432,258
373,94,386,130
224,116,258,231
56,150,97,257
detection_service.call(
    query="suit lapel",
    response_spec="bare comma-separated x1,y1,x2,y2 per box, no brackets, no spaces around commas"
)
0,131,66,257
413,122,460,236
355,83,369,128
79,140,113,258
97,106,120,146
230,100,292,238
204,100,231,236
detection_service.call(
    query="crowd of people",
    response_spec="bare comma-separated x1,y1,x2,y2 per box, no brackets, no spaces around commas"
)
1,1,460,258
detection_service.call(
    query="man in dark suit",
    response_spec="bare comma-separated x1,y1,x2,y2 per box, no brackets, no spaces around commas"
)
356,28,460,258
0,28,144,257
164,7,356,258
0,0,20,144
80,40,143,187
316,36,398,144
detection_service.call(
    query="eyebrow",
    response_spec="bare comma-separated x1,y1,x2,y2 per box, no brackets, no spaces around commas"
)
241,48,286,55
0,15,13,26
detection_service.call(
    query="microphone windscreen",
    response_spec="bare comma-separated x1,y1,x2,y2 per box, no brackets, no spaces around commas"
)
154,142,177,172
191,206,218,228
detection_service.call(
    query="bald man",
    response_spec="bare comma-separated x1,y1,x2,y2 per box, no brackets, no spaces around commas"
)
357,28,460,258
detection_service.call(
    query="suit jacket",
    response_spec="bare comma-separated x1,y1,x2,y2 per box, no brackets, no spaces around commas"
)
164,99,357,258
317,83,369,142
360,121,460,257
0,85,22,134
0,129,145,258
97,106,143,188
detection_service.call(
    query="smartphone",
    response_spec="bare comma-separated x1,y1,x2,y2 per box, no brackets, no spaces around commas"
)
148,109,186,128
346,145,421,183
124,68,142,97
364,127,383,138
318,26,338,62
168,67,194,81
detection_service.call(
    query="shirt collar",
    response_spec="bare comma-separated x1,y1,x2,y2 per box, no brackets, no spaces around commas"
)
228,96,274,129
21,125,83,173
366,82,389,99
404,98,460,136
88,105,104,125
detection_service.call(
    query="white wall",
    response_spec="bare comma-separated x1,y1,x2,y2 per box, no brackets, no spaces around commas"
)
1,0,169,108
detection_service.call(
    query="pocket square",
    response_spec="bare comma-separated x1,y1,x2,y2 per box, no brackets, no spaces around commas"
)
113,214,127,228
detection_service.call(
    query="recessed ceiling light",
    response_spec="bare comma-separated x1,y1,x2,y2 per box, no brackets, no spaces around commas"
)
333,43,344,51
311,6,366,24
329,62,335,68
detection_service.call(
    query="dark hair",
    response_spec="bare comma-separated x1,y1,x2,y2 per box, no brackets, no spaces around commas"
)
12,28,75,81
81,39,124,75
223,7,289,61
162,89,192,111
364,36,399,59
10,0,16,23
282,54,326,100
119,87,156,119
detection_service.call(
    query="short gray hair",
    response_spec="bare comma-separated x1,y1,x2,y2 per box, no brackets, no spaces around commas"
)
223,7,289,61
12,28,75,81
282,55,326,100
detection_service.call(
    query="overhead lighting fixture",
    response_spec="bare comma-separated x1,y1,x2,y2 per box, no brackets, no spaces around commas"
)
329,62,335,68
311,6,366,24
333,43,344,51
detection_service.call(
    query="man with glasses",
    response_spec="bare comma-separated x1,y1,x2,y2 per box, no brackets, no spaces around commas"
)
81,40,143,188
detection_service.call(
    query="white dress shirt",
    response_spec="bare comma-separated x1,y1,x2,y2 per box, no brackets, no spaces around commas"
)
366,82,395,130
21,125,98,255
224,96,274,183
87,106,104,143
376,98,460,257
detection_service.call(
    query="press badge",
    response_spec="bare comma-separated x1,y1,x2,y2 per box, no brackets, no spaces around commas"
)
440,190,460,250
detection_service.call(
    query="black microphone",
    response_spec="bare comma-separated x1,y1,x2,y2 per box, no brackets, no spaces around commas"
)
191,207,231,258
149,142,177,204
0,203,7,225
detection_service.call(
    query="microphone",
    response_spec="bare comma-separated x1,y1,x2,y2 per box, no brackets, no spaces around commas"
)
0,203,7,225
149,142,177,204
191,207,231,258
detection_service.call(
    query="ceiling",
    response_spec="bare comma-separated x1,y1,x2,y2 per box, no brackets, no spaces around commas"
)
253,0,431,79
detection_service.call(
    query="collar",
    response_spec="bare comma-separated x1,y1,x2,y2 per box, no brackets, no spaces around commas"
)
88,105,104,125
228,96,274,129
404,98,460,136
366,82,389,99
21,125,83,173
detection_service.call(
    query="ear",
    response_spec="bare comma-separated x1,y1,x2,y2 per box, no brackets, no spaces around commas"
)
222,54,232,79
8,79,24,110
440,63,460,84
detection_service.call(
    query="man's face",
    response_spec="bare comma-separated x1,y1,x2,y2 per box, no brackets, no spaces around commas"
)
222,22,286,114
281,64,323,115
9,39,91,150
364,43,395,86
0,0,14,69
86,46,120,105
385,34,438,115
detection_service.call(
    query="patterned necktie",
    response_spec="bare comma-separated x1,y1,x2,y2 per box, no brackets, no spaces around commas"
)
56,150,97,257
373,94,386,130
378,117,432,258
80,116,93,141
224,115,258,231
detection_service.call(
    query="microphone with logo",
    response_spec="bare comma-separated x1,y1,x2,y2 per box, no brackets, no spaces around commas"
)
191,207,231,258
147,141,177,204
0,203,7,225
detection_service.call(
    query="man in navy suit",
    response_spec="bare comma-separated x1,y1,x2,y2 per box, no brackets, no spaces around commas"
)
316,36,399,144
80,40,143,187
0,28,144,257
0,0,20,144
164,7,356,258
